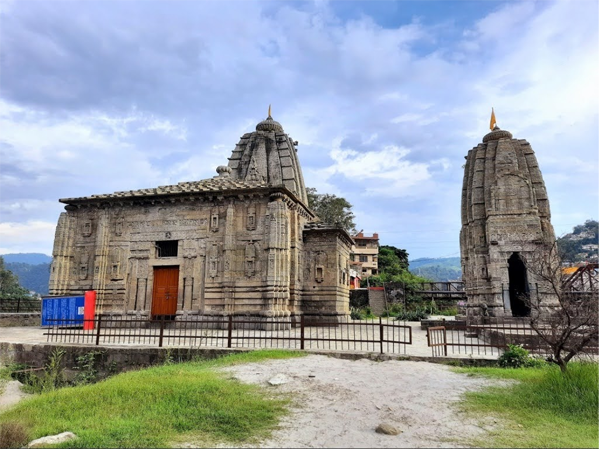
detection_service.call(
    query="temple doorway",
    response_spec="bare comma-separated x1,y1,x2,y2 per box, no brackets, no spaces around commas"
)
508,253,530,317
151,266,179,319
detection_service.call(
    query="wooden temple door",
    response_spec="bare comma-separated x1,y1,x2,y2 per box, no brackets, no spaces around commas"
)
151,266,179,318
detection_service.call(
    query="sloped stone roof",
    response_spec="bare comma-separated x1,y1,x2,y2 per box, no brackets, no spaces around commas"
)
59,176,269,203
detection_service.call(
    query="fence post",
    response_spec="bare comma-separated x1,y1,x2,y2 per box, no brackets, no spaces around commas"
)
95,315,102,346
159,317,165,348
443,327,448,356
379,317,384,354
17,298,21,313
227,315,233,348
300,315,305,350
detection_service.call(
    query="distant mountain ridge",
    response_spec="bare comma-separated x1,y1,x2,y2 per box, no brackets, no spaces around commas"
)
1,253,52,295
408,257,462,282
1,253,52,265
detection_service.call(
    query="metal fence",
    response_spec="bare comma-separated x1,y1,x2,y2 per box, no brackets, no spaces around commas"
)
44,315,412,354
0,298,41,313
427,317,599,358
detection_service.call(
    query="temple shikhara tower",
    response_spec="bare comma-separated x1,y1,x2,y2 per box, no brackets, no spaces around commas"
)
460,111,557,318
49,110,353,324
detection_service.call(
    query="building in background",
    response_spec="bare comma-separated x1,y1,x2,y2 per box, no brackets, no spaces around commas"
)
349,260,362,289
351,232,379,277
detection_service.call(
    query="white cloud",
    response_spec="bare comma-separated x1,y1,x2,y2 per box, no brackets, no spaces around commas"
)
0,220,56,254
0,0,596,258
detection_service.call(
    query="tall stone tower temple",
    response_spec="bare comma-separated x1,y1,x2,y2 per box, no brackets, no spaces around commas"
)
460,118,557,318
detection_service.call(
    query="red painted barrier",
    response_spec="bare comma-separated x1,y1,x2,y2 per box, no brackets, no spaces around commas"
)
83,290,96,330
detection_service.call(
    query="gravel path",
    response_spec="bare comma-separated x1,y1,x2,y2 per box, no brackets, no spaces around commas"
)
217,355,503,448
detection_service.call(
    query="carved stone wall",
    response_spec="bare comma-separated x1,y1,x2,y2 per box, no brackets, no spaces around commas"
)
50,113,351,323
302,226,352,322
460,128,558,318
49,190,318,318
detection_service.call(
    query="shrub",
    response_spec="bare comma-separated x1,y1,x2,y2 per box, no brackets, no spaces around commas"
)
0,421,29,448
498,344,545,368
395,308,429,321
437,306,458,316
350,307,363,320
350,306,376,320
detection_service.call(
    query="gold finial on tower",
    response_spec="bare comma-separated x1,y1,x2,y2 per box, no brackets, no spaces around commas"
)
489,107,497,131
268,104,272,118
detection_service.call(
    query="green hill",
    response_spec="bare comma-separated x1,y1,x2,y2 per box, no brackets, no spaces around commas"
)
5,262,51,295
557,219,599,264
408,257,462,281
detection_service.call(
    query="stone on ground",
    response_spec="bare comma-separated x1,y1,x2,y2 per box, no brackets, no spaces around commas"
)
28,432,77,448
268,374,288,385
375,423,401,435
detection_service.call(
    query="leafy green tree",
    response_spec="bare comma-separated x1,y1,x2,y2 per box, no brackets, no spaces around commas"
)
378,245,409,273
0,256,32,298
306,187,356,234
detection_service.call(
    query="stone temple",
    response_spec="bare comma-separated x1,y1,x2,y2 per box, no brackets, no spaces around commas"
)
49,112,353,324
460,120,557,318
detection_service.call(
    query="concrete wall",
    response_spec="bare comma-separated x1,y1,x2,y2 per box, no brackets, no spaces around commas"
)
0,313,40,327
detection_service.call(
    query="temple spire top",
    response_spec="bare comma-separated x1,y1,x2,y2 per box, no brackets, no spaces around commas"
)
490,107,497,131
268,104,272,118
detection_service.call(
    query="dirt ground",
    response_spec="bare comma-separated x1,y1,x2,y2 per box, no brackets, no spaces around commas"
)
214,355,504,448
0,380,31,412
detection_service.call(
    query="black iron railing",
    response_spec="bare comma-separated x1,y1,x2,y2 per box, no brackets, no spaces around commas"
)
0,298,42,313
427,316,598,358
44,315,412,354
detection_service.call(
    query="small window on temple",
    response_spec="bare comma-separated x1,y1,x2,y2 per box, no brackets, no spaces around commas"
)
156,240,178,258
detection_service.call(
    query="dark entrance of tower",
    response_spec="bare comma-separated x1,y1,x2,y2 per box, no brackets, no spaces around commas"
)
508,253,531,317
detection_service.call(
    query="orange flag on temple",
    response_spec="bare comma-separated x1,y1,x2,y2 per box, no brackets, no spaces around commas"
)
490,108,496,130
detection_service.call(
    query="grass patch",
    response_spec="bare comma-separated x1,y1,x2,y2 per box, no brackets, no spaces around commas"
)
0,350,303,448
455,362,598,448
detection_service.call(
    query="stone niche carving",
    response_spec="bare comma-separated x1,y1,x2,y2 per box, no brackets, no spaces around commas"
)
246,205,256,231
314,251,327,283
82,218,93,237
79,250,90,280
245,241,258,277
208,243,221,278
115,216,124,236
210,209,219,232
109,247,124,280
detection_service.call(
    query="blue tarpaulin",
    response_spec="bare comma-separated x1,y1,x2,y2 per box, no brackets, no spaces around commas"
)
41,296,85,327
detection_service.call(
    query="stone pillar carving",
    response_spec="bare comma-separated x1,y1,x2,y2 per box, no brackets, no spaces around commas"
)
92,208,111,311
49,212,76,295
265,195,290,317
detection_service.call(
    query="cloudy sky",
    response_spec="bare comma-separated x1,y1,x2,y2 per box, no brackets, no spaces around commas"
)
0,0,598,260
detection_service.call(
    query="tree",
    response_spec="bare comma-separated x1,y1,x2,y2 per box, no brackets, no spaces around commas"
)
523,242,599,372
379,245,409,273
306,187,356,234
0,256,32,298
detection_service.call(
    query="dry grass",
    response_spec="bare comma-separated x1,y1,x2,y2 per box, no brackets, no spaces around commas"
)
0,421,29,448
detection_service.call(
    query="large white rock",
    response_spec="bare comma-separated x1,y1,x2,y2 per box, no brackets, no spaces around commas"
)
267,373,288,385
28,432,77,448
